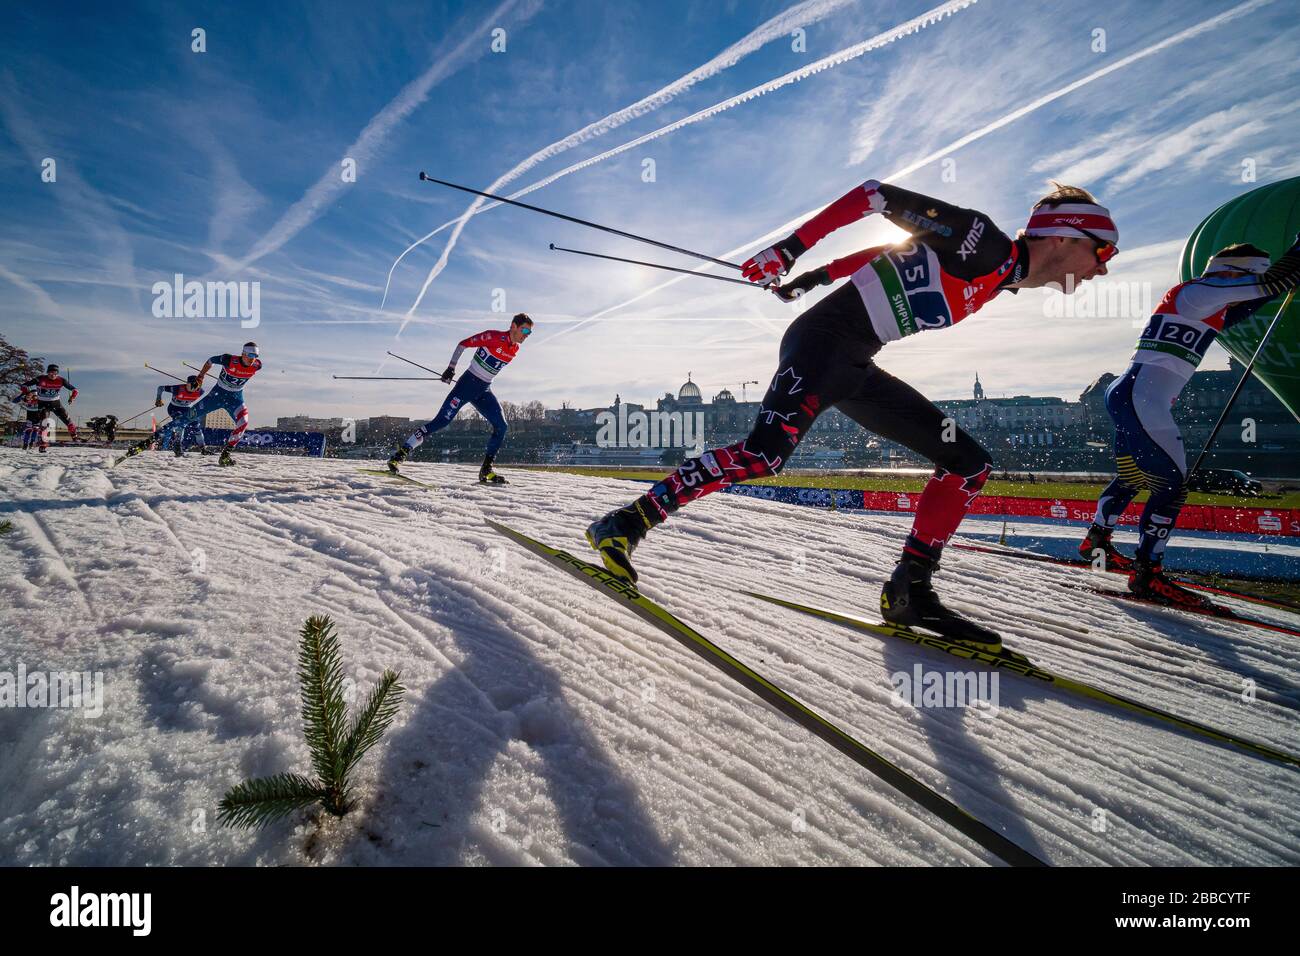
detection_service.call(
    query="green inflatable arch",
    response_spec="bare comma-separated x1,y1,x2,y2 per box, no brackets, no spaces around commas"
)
1178,176,1300,421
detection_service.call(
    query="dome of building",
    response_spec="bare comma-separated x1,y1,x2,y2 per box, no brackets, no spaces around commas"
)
678,374,702,404
714,388,734,403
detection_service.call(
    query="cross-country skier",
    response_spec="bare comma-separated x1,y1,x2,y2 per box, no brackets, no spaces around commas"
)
155,376,206,456
387,313,533,484
586,180,1117,651
189,342,262,466
119,375,208,462
20,364,79,445
1078,234,1300,606
11,389,46,451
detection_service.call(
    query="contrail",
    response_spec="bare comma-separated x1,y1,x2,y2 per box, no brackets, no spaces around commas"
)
395,0,979,326
549,0,1276,342
381,0,866,312
231,0,541,272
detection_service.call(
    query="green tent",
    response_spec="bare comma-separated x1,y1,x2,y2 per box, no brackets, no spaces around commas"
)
1178,176,1300,422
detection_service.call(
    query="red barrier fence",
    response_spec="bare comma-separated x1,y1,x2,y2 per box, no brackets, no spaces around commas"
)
859,491,1300,537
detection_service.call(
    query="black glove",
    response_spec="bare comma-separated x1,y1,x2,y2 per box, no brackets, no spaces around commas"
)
440,366,456,384
771,266,831,302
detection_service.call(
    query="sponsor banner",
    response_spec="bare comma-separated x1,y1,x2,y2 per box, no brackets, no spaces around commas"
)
738,486,1299,537
203,429,327,458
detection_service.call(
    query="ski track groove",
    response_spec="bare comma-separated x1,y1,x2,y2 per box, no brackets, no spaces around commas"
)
2,450,1298,865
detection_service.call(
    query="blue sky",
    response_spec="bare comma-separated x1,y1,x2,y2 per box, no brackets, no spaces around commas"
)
2,0,1298,426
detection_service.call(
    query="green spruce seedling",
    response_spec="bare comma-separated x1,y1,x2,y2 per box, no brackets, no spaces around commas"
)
218,615,404,829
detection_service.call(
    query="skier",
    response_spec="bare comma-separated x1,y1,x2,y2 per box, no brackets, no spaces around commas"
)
119,376,208,461
1079,234,1300,605
155,376,206,456
189,342,262,466
20,363,79,445
586,179,1118,651
11,389,47,451
387,313,533,484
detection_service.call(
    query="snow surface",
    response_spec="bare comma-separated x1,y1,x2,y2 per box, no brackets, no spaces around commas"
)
1,448,1297,866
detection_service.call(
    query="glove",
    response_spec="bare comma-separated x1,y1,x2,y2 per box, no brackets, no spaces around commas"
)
741,235,807,285
155,398,164,407
771,267,831,302
440,366,456,384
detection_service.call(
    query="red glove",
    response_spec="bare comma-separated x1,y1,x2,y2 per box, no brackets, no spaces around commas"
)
741,235,806,286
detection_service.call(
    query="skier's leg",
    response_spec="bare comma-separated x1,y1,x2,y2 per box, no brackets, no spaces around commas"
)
836,367,992,566
1128,367,1188,565
401,378,478,452
835,368,1003,648
1080,372,1143,568
470,389,509,458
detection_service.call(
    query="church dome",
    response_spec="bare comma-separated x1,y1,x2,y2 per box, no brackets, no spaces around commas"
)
715,388,734,403
678,374,702,403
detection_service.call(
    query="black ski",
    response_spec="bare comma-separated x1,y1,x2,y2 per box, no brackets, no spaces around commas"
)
485,520,1046,867
747,591,1300,769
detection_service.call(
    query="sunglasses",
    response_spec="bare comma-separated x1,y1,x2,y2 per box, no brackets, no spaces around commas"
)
518,327,532,336
1072,226,1118,263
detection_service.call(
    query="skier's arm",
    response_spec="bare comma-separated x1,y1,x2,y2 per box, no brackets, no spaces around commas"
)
741,180,889,284
1182,234,1300,315
771,245,891,301
196,355,223,385
64,380,77,403
155,385,169,406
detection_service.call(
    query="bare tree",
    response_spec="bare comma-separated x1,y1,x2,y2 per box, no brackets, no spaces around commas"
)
522,400,546,421
0,334,45,422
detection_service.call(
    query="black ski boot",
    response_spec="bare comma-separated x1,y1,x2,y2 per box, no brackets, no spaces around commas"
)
880,558,1003,653
586,500,655,584
479,455,507,484
1128,558,1209,608
1078,523,1133,572
387,446,408,474
218,447,235,467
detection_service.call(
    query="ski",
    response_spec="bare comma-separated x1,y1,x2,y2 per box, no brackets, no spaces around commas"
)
485,520,1046,867
358,468,436,490
952,541,1300,615
746,591,1300,770
1063,583,1300,640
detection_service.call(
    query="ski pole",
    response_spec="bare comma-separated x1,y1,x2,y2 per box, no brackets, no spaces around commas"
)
385,351,459,382
332,375,440,381
418,172,744,271
145,362,185,382
1188,288,1296,479
548,243,759,286
118,404,163,427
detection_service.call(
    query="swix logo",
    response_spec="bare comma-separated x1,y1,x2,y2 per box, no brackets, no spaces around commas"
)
956,219,985,261
1052,216,1086,226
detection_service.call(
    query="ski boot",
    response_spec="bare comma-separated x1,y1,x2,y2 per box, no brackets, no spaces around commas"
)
38,444,48,453
586,501,653,584
1078,523,1133,572
67,424,79,442
199,445,212,456
880,558,1003,653
218,447,235,467
387,446,408,474
1128,559,1209,608
478,455,507,485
